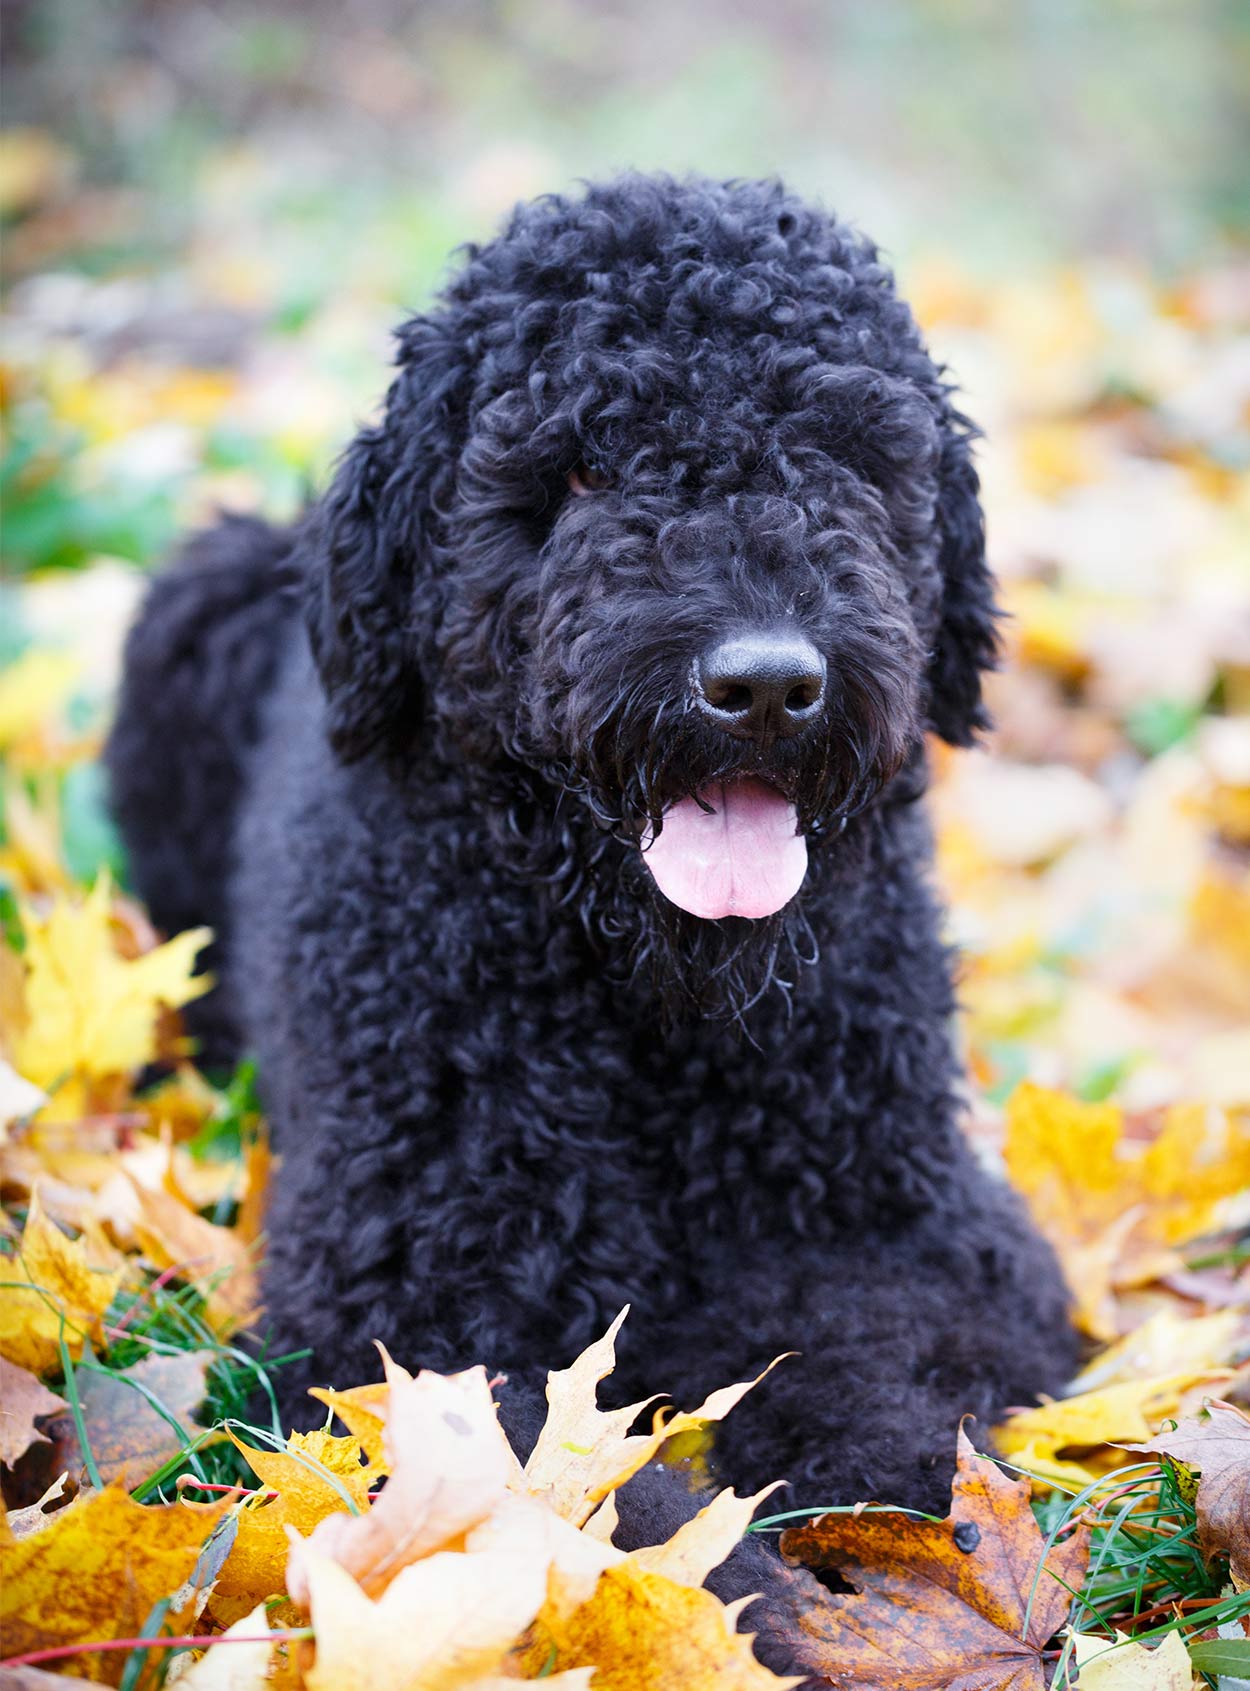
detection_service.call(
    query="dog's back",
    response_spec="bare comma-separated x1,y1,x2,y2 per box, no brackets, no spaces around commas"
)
106,513,299,1064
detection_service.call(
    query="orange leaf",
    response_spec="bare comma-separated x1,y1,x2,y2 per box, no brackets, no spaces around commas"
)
777,1427,1090,1689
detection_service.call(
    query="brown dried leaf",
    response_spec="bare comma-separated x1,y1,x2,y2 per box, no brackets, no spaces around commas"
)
41,1349,214,1488
0,1356,66,1467
777,1427,1090,1689
1126,1397,1250,1589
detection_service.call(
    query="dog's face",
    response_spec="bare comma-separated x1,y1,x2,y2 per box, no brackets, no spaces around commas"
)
305,176,996,1011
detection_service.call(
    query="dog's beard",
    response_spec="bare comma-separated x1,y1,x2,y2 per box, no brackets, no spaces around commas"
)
524,669,918,1029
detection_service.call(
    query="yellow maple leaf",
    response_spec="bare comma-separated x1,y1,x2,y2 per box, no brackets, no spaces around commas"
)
527,1564,798,1690
287,1357,516,1604
1066,1308,1245,1395
524,1306,786,1525
209,1425,380,1626
299,1544,551,1691
0,1185,124,1374
1004,1083,1250,1336
307,1379,390,1472
14,874,211,1098
175,1601,276,1691
627,1483,782,1589
996,1371,1234,1492
0,1483,229,1685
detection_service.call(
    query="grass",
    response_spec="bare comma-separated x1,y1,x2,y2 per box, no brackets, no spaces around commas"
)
1035,1457,1250,1685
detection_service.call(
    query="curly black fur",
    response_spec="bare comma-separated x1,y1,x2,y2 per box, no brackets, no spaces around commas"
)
108,174,1077,1672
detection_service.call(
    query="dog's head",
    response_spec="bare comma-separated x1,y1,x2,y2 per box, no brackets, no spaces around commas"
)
304,175,996,1011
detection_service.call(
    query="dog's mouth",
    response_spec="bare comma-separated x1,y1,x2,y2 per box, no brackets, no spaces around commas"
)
638,776,807,921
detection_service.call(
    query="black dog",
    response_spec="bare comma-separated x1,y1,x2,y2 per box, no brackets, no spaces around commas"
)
108,174,1076,1561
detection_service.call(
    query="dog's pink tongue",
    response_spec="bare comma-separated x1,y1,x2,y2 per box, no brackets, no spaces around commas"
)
641,777,807,920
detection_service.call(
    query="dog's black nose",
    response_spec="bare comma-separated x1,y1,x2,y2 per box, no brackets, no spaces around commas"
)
695,632,826,743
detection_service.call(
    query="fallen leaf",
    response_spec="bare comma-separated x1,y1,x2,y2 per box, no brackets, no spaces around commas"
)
307,1379,389,1470
0,650,81,752
0,1482,228,1685
287,1356,515,1603
628,1483,782,1589
299,1543,549,1691
209,1425,379,1626
4,1472,72,1541
1004,1084,1250,1336
527,1564,798,1690
1066,1308,1246,1395
465,1489,622,1611
524,1306,784,1525
1126,1398,1250,1589
176,1600,275,1691
0,1356,66,1467
0,1187,124,1374
0,129,75,219
777,1426,1090,1689
996,1371,1235,1493
0,1060,47,1132
1068,1626,1191,1689
127,1174,259,1334
13,874,211,1099
40,1350,214,1487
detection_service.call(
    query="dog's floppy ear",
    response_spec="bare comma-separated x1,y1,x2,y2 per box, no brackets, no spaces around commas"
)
925,408,999,746
304,313,472,761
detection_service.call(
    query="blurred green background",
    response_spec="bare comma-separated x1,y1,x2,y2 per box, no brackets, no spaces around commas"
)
1,0,1247,580
6,0,1249,285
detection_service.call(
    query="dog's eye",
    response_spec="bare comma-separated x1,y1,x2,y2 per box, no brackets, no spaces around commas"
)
568,464,611,496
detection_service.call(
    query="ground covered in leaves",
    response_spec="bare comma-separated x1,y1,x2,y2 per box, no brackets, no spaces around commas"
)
2,104,1250,1691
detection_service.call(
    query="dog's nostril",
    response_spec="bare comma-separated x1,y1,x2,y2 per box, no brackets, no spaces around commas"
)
785,681,821,712
704,681,754,715
696,631,826,742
